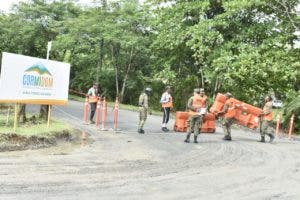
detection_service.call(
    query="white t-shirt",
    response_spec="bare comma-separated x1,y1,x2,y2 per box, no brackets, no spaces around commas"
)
160,92,172,103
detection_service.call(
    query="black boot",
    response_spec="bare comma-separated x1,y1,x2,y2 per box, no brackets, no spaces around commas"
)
258,136,265,143
138,129,144,134
194,136,198,143
268,134,275,143
184,134,191,143
223,135,232,141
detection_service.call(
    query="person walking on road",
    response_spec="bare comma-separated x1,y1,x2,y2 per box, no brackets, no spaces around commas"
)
218,92,236,141
160,86,173,132
258,96,275,143
138,87,152,134
184,88,207,143
87,83,99,124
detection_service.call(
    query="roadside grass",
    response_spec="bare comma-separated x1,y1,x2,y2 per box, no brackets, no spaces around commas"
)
69,94,85,102
69,94,163,116
0,114,71,138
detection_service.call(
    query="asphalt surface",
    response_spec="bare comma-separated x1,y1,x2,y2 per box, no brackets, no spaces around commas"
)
0,101,300,200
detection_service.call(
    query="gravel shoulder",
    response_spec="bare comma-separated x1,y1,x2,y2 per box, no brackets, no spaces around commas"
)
0,101,299,200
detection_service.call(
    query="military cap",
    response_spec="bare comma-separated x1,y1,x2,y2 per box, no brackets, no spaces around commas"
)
225,92,232,97
194,88,200,93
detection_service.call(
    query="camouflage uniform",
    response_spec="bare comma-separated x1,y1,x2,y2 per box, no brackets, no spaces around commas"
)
186,96,203,137
261,101,274,139
138,92,150,132
184,89,207,143
219,93,235,141
222,118,234,138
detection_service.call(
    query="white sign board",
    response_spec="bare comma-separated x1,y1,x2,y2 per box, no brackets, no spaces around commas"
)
0,52,70,105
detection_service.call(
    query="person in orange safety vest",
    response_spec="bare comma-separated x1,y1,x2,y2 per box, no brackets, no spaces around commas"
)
160,86,173,132
258,95,274,143
184,88,207,143
87,83,100,124
218,92,236,141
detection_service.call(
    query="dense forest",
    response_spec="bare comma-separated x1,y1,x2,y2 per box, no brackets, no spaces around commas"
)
0,0,299,129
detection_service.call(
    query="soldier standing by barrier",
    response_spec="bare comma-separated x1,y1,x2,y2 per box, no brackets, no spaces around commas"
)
160,86,173,132
138,87,152,134
218,92,236,141
184,88,207,143
259,96,275,143
87,83,99,124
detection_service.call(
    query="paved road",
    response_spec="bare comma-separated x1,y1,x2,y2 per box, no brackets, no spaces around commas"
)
0,101,300,200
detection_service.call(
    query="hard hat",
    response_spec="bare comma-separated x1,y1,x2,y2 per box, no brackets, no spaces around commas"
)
265,95,272,101
145,87,152,93
194,88,200,93
199,88,205,93
225,92,232,97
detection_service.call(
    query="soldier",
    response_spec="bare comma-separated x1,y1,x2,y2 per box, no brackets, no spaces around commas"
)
184,88,207,143
160,86,173,132
87,83,99,124
218,92,236,141
258,95,275,143
138,87,152,134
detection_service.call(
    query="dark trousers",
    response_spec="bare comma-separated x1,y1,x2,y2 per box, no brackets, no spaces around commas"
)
90,102,97,121
162,107,171,124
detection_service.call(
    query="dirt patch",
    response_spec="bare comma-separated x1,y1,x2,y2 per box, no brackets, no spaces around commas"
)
0,130,80,152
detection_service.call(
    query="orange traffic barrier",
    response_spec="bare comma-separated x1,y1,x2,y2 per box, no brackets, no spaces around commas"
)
173,112,189,132
210,93,263,129
83,96,89,124
201,113,216,133
288,114,295,140
173,111,216,133
95,97,102,127
113,97,119,130
101,97,108,131
275,114,281,137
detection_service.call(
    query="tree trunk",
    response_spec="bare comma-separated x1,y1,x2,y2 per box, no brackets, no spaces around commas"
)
119,46,134,103
18,104,27,123
39,105,49,120
111,45,119,97
200,67,204,88
96,38,104,84
213,76,219,100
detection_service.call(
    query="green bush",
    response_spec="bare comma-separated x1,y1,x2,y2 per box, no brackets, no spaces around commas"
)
283,94,300,134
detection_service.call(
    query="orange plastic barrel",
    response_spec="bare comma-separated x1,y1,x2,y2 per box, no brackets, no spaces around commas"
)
174,111,189,132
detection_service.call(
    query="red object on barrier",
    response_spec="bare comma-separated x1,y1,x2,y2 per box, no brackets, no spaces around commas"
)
288,114,295,140
113,97,119,130
83,96,89,124
95,97,102,127
173,111,215,133
101,97,108,130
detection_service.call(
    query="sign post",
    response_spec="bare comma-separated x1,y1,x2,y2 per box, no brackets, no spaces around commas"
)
46,41,52,127
13,104,18,132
